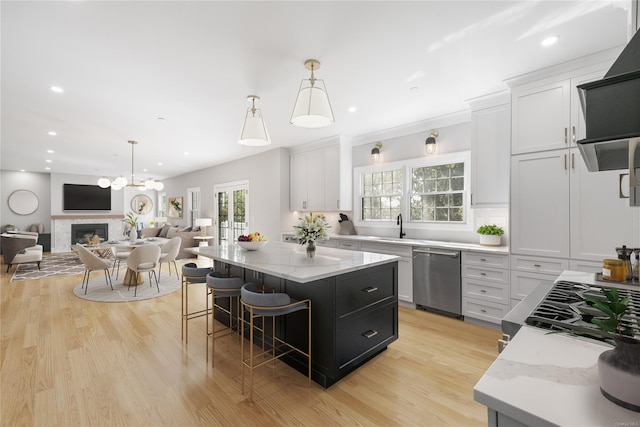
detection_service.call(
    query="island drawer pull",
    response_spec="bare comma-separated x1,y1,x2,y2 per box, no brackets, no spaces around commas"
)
534,264,542,267
363,330,378,339
480,289,487,293
362,286,378,293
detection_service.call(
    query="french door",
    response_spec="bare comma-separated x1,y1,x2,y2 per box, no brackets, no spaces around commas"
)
214,180,249,244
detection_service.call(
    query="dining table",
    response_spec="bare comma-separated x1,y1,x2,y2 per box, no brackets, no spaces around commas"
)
72,237,170,286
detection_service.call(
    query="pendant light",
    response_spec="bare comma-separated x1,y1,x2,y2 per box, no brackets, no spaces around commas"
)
239,95,270,146
290,59,334,128
97,140,164,190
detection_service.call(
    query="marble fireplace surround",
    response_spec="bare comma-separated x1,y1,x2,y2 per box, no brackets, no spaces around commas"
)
51,215,126,253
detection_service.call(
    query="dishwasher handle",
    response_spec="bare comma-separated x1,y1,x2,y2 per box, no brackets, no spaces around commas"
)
413,248,459,257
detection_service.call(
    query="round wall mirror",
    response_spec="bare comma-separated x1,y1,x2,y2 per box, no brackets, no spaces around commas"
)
131,194,153,215
8,189,39,215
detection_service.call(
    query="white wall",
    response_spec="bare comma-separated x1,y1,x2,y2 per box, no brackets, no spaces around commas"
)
349,121,509,243
162,148,289,242
1,171,51,232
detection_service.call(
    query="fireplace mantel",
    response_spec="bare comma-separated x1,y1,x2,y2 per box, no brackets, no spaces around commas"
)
51,214,123,220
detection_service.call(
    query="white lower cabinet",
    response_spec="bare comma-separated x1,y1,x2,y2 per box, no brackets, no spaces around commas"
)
510,255,569,308
462,251,510,324
359,241,413,303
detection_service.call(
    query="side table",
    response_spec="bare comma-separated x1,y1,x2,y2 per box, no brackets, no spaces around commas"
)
193,236,214,265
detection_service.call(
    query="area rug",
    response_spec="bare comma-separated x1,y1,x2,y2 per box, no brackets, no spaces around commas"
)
10,252,84,282
72,272,182,302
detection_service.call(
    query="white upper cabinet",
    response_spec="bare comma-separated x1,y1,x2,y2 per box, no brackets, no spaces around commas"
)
469,92,511,208
511,79,571,154
289,137,352,211
511,150,571,258
511,70,605,155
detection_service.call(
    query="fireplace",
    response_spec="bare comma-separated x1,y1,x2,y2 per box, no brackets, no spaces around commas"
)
71,223,108,244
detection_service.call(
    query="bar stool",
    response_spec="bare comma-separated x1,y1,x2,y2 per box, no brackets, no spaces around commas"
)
181,262,213,343
240,282,311,401
205,272,244,366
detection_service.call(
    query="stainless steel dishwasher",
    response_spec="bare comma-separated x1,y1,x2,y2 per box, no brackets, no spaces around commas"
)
412,247,462,319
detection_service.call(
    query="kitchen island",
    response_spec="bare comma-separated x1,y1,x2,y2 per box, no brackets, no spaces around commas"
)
188,242,400,388
474,271,640,426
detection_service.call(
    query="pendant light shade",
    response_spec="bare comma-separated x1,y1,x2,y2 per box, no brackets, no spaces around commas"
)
290,59,334,128
239,95,270,146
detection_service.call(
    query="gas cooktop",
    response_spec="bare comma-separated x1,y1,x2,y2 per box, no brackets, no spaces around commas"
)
524,280,640,344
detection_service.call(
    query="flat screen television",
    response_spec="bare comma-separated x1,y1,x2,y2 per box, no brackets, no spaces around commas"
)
63,184,111,211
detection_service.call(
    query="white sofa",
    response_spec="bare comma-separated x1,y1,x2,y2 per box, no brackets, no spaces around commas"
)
1,231,44,272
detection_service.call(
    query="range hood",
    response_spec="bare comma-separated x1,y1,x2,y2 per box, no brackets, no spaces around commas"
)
576,29,640,175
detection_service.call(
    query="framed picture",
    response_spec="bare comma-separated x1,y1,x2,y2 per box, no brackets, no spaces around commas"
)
131,194,153,215
168,196,183,218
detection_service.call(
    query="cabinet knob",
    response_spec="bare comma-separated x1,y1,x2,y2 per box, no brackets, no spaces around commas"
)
480,258,486,262
480,309,487,313
534,264,542,267
480,272,487,276
480,289,487,293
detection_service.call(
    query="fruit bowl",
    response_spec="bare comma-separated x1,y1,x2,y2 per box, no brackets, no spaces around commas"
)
237,240,268,251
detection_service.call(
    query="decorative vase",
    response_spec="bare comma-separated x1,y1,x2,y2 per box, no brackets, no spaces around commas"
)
306,241,316,258
478,234,501,246
597,337,640,412
129,227,137,242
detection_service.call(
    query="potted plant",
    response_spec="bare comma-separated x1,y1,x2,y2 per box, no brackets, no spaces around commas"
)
584,287,640,412
476,224,504,246
122,212,139,241
3,224,18,233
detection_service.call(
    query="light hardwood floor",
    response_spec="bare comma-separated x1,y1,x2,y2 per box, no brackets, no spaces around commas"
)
1,258,501,426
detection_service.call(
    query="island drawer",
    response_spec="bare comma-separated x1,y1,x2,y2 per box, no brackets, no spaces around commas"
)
462,252,509,269
336,264,396,316
336,303,397,370
462,265,509,284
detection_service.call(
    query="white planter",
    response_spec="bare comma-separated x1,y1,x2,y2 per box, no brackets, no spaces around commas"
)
478,234,501,246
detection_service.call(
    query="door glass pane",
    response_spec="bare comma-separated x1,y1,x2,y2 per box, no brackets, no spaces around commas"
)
218,191,229,244
232,189,246,240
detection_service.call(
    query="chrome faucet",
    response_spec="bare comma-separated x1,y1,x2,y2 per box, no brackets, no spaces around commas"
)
397,214,406,239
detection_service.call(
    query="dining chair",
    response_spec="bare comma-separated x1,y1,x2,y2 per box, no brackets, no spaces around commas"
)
240,282,312,402
111,245,131,280
76,244,113,295
126,245,161,297
158,236,181,281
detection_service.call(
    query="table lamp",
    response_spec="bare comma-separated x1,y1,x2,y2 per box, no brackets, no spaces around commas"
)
195,218,212,236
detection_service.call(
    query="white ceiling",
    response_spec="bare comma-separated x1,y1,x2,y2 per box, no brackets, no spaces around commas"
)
1,1,633,181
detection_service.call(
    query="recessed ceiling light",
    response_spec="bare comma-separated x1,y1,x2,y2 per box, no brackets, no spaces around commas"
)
348,106,357,113
45,167,50,171
48,131,57,136
143,168,148,172
157,162,163,166
50,86,64,93
184,152,189,156
20,169,26,172
45,159,52,163
541,35,559,47
47,149,54,153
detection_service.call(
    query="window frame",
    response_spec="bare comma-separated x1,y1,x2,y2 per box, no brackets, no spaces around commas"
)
353,151,473,232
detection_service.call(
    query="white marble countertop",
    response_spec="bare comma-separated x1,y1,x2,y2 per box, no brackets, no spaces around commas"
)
187,241,399,283
475,270,640,426
281,232,510,254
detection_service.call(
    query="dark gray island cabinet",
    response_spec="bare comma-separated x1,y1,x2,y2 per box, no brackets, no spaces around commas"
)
189,242,399,388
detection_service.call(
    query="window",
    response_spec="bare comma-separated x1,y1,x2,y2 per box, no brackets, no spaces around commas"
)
410,162,464,223
355,151,470,229
361,169,403,221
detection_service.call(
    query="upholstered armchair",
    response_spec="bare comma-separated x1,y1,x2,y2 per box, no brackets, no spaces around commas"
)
1,231,44,272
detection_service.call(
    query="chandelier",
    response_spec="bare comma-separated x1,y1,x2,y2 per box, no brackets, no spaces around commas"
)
97,140,164,191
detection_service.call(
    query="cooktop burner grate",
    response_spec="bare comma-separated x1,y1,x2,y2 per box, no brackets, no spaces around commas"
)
524,280,640,344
